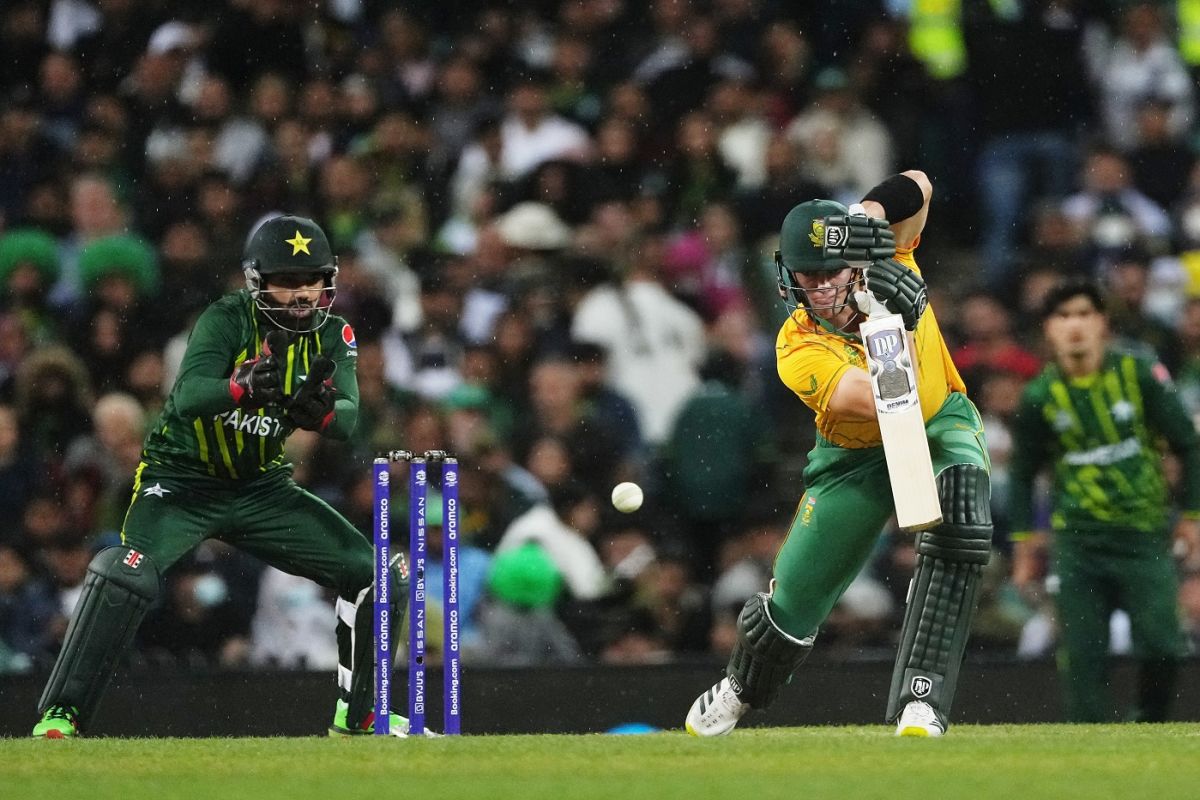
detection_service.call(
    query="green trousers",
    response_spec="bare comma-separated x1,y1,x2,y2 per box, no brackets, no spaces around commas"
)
122,463,372,600
1053,531,1182,722
770,392,989,637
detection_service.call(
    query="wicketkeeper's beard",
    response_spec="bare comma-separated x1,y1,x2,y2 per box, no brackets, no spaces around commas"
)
257,290,335,333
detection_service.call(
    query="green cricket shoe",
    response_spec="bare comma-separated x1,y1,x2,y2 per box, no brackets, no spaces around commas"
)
32,705,80,739
327,699,412,737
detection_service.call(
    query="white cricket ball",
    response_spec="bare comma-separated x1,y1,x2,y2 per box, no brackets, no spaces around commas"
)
611,482,644,513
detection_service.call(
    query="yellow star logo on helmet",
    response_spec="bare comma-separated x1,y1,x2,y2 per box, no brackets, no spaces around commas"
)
809,219,824,247
285,230,312,256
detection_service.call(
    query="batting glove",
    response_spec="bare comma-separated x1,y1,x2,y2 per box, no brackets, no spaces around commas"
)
867,258,928,331
823,213,895,264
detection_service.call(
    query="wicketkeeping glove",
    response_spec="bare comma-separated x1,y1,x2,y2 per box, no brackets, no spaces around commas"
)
822,213,895,263
229,330,288,408
867,257,928,331
286,356,337,432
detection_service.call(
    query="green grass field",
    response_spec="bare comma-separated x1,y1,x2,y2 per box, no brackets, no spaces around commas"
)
3,725,1199,800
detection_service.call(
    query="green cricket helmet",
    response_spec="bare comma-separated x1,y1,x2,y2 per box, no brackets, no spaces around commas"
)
242,215,338,331
774,199,862,319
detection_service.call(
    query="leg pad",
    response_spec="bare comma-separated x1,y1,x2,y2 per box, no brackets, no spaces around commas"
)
886,464,993,724
38,547,161,730
726,592,814,709
345,554,410,729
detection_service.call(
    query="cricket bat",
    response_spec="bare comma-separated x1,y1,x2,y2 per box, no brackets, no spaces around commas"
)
854,248,942,532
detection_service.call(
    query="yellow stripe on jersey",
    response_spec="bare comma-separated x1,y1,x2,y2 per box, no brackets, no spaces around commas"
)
212,421,239,479
1120,356,1147,437
285,340,296,393
1087,381,1121,444
119,461,148,543
193,419,217,476
773,247,966,448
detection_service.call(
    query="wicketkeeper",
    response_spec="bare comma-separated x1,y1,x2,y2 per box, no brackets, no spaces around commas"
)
33,215,409,737
685,171,992,737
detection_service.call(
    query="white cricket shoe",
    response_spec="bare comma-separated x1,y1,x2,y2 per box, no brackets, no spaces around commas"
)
894,701,945,737
685,677,749,737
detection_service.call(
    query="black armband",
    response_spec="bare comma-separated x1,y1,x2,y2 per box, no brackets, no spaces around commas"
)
863,174,924,224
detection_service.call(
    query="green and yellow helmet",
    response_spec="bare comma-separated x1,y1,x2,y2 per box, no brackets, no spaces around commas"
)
774,199,862,319
242,215,338,331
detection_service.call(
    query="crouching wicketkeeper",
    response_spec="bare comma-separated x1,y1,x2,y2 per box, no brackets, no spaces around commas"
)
33,215,408,737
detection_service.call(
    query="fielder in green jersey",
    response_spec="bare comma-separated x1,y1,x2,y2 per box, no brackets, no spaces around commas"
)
33,216,409,738
1010,280,1200,722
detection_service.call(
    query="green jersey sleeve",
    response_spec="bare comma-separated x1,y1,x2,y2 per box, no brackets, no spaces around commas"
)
317,319,360,441
172,299,247,417
1139,357,1200,514
1008,375,1051,536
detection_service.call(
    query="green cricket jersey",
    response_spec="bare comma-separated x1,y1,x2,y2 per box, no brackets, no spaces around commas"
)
1009,350,1200,535
140,290,360,479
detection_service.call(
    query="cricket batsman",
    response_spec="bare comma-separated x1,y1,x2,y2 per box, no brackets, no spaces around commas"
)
685,171,993,737
1010,280,1200,722
33,215,409,737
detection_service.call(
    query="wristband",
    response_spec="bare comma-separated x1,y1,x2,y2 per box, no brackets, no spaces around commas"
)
863,174,924,224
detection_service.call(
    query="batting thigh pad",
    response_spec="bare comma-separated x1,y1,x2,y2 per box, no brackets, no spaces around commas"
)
39,547,161,730
886,463,992,724
726,592,815,709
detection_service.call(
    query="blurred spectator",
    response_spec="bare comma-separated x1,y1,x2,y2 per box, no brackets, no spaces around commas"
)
965,0,1088,289
660,350,773,574
710,78,771,189
734,133,830,245
62,390,144,532
571,234,706,445
951,292,1042,380
500,69,591,181
14,346,92,473
786,67,892,206
0,540,57,665
140,554,251,667
570,340,643,461
1061,146,1171,267
0,227,62,345
53,173,127,309
656,110,736,227
513,355,631,495
497,486,609,602
1095,2,1193,152
1103,248,1183,371
383,270,467,400
1127,97,1195,214
249,568,338,669
662,201,752,319
475,541,582,666
207,1,306,93
0,403,38,527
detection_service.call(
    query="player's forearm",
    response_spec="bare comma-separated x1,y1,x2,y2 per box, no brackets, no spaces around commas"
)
860,171,932,249
1173,443,1200,513
827,368,877,420
174,375,240,417
1007,460,1038,535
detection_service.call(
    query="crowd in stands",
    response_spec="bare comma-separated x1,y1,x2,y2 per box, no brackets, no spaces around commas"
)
4,0,1200,675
